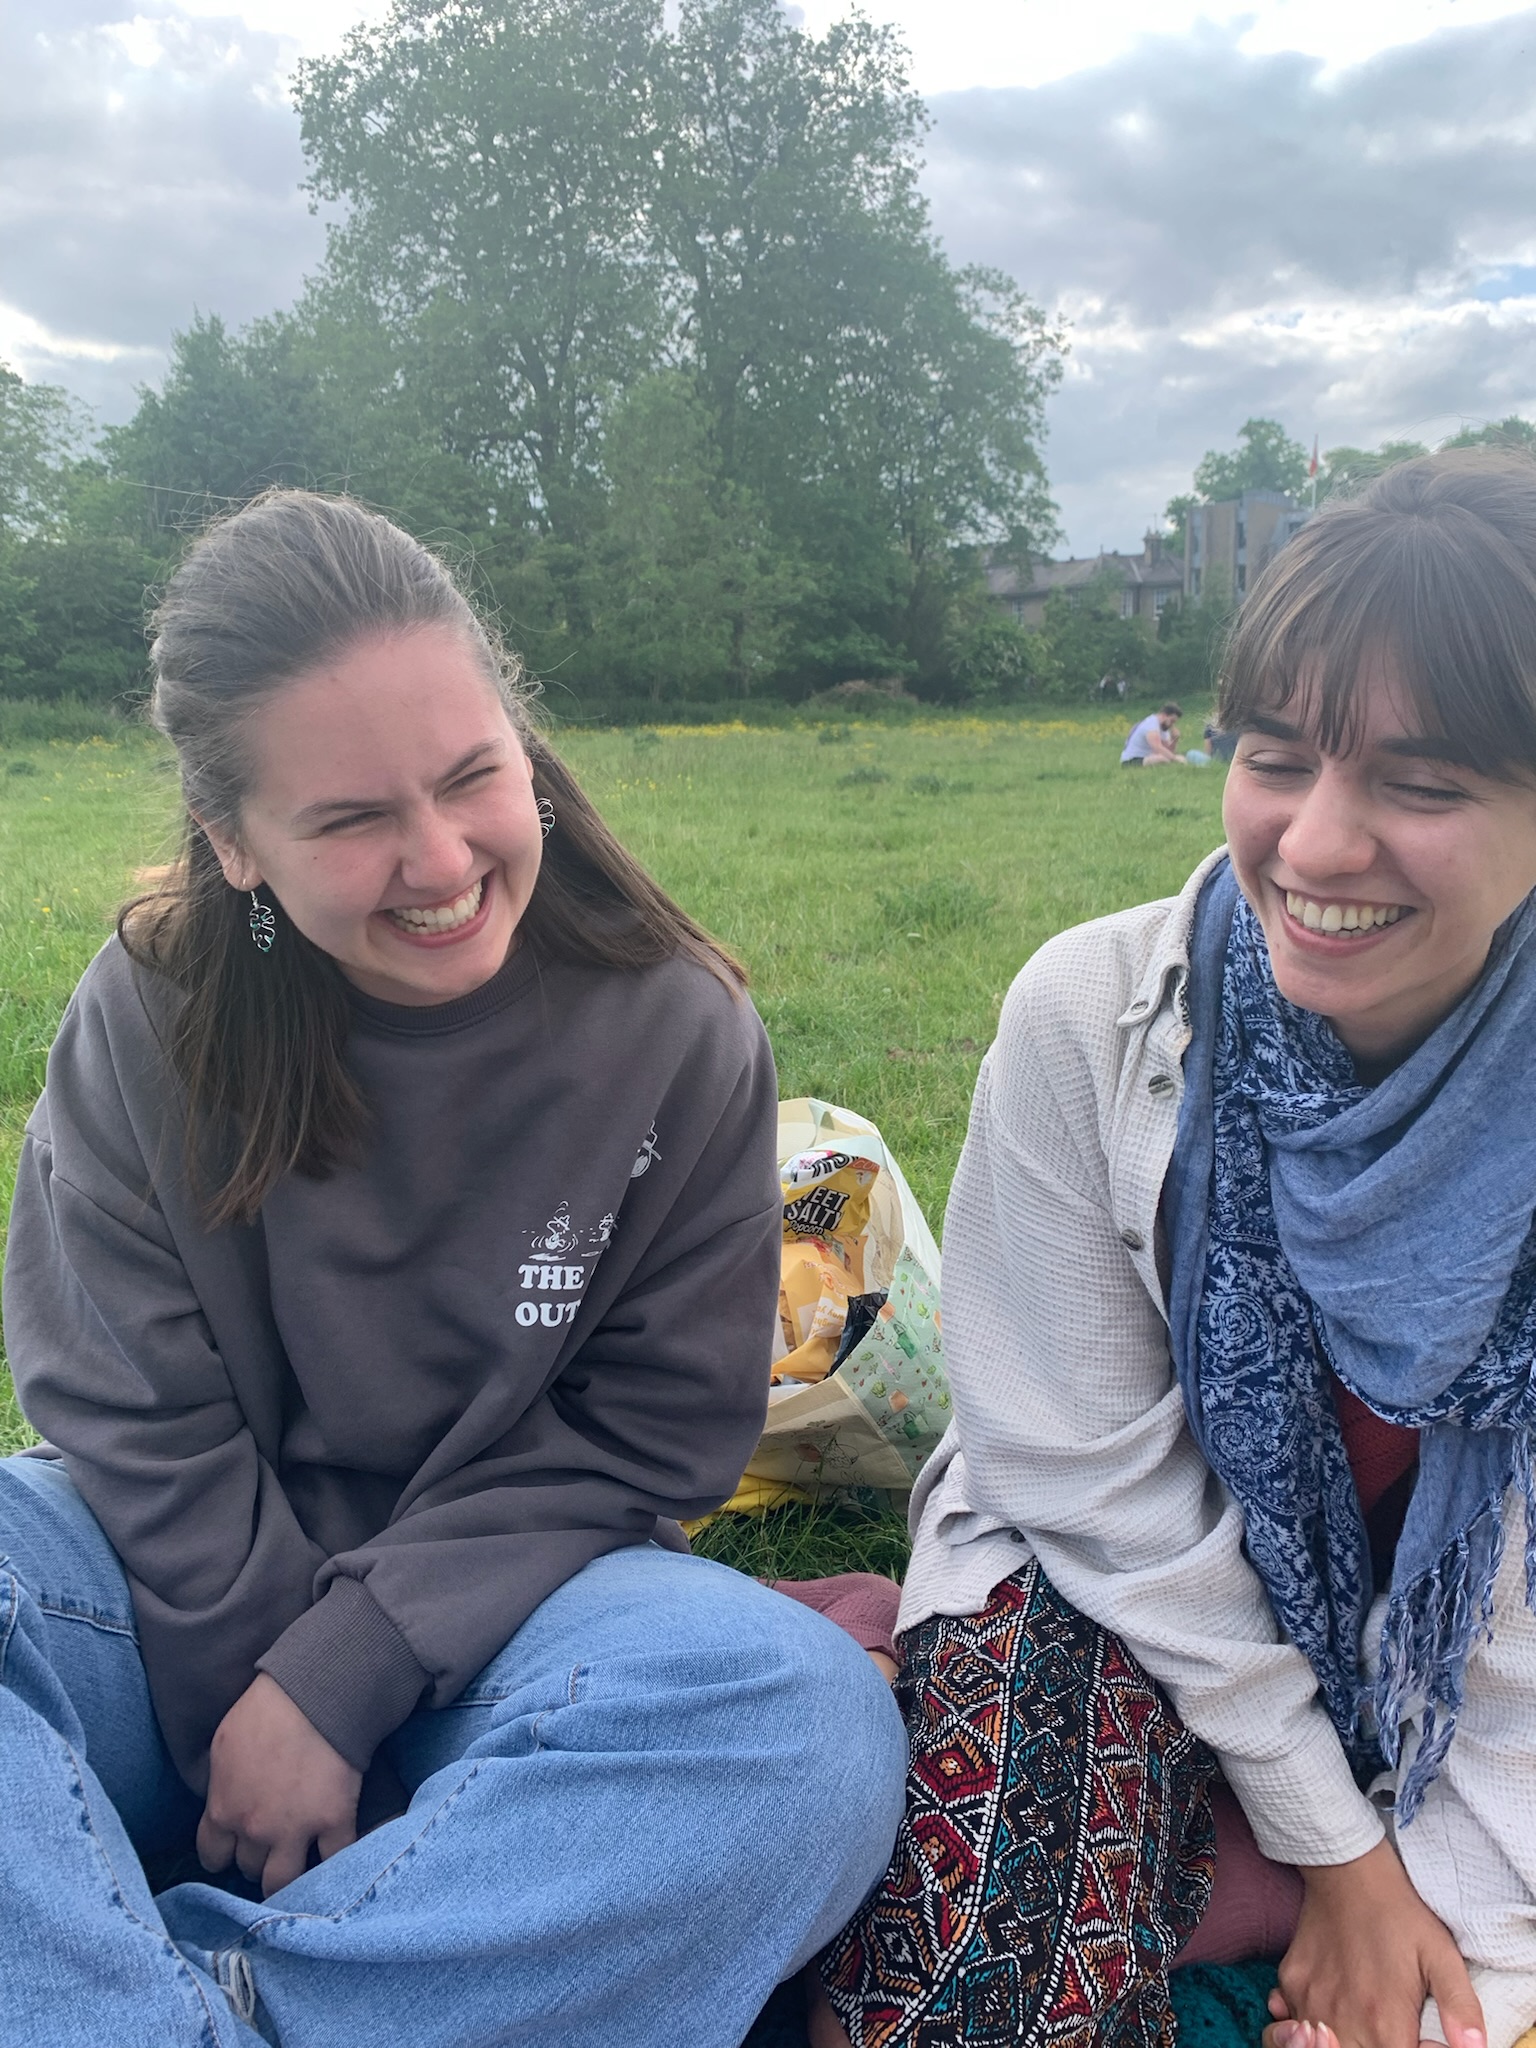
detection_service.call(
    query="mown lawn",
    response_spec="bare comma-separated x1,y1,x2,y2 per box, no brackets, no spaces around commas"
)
0,711,1228,1556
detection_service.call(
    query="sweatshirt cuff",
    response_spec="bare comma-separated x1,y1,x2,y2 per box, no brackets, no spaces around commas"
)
1423,1969,1536,2048
1216,1718,1386,1868
257,1576,430,1773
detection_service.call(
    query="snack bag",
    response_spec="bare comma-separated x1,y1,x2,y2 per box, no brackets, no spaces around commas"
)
775,1150,880,1382
741,1100,950,1498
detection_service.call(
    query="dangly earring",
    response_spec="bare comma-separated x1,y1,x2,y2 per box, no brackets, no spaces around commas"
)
248,890,276,954
536,797,555,839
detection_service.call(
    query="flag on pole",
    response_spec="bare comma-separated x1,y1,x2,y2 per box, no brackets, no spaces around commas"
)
1309,435,1319,478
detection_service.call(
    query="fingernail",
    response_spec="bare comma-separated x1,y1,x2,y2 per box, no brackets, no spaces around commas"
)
1271,2026,1299,2048
1464,2032,1485,2048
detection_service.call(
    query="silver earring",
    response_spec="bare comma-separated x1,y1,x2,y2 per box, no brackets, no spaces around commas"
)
537,797,555,839
248,890,276,954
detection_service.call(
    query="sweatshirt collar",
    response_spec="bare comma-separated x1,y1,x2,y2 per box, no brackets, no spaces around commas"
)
346,934,543,1036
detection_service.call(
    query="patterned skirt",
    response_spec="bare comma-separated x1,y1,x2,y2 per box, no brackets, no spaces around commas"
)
818,1561,1217,2048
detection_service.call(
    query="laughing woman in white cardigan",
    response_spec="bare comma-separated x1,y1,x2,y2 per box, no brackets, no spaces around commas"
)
815,450,1536,2048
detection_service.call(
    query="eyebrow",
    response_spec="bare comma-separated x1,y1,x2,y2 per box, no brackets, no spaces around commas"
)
291,741,505,828
1239,715,1478,768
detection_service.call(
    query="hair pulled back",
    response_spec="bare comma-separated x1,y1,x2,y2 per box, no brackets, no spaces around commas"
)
126,489,742,1227
1220,447,1536,775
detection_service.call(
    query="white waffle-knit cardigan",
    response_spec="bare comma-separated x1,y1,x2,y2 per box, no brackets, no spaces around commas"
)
899,850,1536,2048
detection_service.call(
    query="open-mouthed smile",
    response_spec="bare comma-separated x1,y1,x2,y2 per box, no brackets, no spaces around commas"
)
1283,889,1410,938
381,875,489,941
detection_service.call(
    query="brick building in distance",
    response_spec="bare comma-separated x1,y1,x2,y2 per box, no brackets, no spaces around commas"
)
985,530,1185,635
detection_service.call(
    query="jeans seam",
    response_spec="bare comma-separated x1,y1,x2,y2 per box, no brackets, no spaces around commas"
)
63,1731,229,2047
239,1759,488,1934
36,1599,138,1641
568,1660,585,1707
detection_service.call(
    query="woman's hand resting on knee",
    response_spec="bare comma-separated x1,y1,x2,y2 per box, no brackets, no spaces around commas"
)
1263,1840,1485,2048
197,1674,363,1898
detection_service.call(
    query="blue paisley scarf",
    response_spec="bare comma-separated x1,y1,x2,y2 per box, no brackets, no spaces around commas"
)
1165,858,1536,1821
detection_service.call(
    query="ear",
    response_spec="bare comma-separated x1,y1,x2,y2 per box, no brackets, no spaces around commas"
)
192,814,260,893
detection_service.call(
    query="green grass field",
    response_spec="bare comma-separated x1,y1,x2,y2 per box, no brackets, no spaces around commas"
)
0,711,1227,1562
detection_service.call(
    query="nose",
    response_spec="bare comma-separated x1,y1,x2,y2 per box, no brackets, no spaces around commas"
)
1276,761,1376,882
397,803,475,898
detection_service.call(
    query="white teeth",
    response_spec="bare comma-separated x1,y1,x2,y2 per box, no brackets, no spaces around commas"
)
1284,891,1406,934
386,879,484,934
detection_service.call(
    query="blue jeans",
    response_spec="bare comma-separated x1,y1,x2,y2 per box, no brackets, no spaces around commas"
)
0,1456,906,2047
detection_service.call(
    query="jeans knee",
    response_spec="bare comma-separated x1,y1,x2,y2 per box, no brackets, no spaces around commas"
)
753,1597,908,1861
0,1457,133,1624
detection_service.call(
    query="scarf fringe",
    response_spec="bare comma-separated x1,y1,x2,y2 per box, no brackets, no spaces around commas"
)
1378,1481,1516,1825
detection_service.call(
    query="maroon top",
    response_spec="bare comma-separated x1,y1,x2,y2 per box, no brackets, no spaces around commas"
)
1332,1374,1420,1586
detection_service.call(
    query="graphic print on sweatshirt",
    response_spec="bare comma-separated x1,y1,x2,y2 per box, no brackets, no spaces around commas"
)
513,1128,655,1329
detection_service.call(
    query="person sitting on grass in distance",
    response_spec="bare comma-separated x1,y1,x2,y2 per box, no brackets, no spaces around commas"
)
1122,700,1186,766
0,490,906,2048
810,449,1536,2048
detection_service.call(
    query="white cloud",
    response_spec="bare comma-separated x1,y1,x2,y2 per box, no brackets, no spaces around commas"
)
923,11,1536,547
0,300,161,369
0,0,328,415
164,0,390,56
792,0,1536,93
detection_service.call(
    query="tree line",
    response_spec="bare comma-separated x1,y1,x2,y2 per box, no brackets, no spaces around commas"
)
1165,413,1536,547
1,0,1075,714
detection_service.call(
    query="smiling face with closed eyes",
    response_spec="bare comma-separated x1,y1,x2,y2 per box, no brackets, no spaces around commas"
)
199,626,546,1006
1222,651,1536,1069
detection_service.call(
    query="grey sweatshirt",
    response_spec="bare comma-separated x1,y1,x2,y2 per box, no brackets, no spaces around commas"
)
4,937,781,1784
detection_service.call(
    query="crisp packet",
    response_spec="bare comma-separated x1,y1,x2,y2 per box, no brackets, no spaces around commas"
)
775,1149,882,1382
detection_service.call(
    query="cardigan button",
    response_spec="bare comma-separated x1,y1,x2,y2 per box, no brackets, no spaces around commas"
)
1147,1073,1175,1097
1120,1228,1145,1251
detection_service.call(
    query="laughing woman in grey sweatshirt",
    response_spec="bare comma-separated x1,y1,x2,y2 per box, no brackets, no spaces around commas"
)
0,491,905,2048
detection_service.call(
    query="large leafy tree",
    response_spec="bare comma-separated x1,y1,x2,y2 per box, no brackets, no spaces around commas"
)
567,373,810,701
658,0,1060,681
104,310,500,546
1191,417,1309,501
0,363,163,700
103,315,333,529
0,364,87,537
55,0,1064,705
1315,438,1428,501
297,0,667,537
657,0,926,479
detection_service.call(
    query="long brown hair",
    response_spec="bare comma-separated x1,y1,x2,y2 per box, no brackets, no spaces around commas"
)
123,489,743,1228
1218,448,1536,776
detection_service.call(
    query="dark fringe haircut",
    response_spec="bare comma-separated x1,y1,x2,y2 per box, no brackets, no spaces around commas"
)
1218,447,1536,778
121,490,743,1230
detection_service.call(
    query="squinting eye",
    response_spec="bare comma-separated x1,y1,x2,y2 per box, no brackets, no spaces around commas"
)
1391,782,1467,804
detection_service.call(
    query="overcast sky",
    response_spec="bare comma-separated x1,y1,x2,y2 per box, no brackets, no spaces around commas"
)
5,0,1536,553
